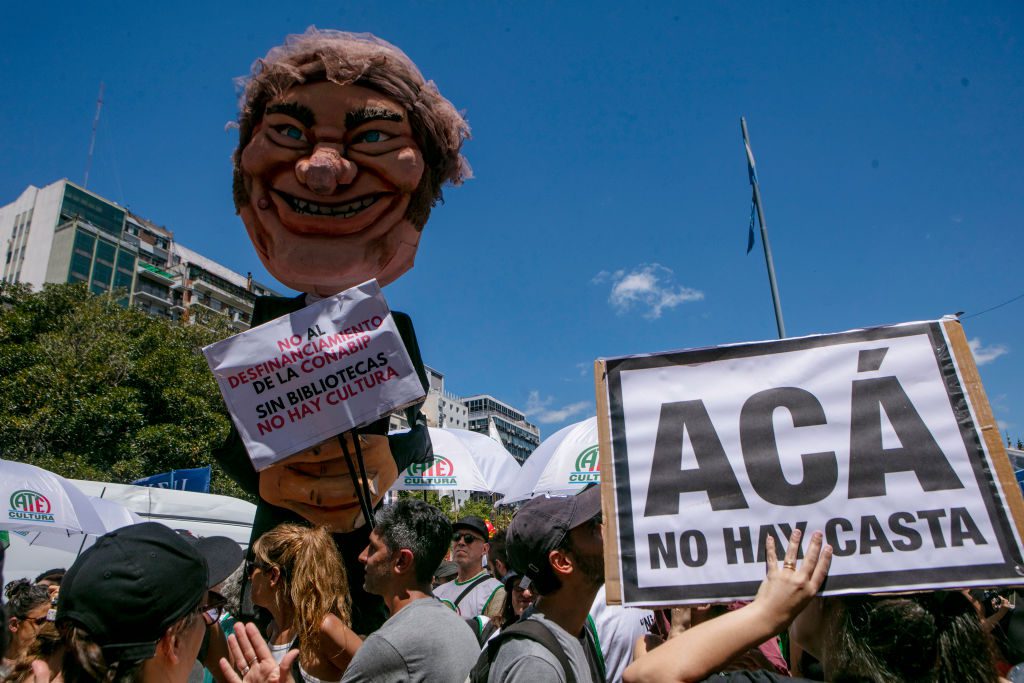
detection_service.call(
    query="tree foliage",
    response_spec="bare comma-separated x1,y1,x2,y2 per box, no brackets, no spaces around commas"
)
0,282,251,500
397,490,516,531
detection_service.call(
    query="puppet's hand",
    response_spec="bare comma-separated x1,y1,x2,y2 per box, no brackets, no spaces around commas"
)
258,433,397,531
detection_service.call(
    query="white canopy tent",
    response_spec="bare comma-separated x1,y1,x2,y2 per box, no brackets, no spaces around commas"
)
498,417,600,504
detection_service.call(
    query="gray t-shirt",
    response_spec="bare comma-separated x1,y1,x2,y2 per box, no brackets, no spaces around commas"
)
487,607,595,683
341,597,480,683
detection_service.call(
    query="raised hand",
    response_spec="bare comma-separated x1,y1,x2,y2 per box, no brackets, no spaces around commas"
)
219,622,298,683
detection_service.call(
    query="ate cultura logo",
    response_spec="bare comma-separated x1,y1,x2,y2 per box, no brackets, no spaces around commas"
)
9,490,55,523
569,445,601,484
404,456,457,486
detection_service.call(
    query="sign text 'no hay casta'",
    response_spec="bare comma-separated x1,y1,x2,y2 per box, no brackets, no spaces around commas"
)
595,318,1024,607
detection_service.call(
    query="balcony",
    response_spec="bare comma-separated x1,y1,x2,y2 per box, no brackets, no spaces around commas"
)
133,288,173,306
192,277,253,311
137,262,177,284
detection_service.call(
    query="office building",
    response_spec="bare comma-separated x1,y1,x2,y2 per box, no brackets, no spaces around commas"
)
0,179,278,329
464,394,541,463
388,365,469,432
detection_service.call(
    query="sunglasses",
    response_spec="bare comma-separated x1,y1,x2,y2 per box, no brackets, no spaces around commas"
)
451,533,483,545
199,594,228,626
23,615,48,626
247,560,272,578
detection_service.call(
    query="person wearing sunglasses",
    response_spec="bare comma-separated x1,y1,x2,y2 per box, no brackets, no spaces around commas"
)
433,516,505,619
2,580,50,677
183,535,243,683
52,522,227,683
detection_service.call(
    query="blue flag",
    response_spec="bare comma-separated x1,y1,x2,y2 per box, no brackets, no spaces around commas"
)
745,139,759,254
133,466,211,493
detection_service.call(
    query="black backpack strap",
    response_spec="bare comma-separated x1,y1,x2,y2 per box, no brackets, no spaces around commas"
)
485,620,576,683
453,574,492,609
464,616,499,647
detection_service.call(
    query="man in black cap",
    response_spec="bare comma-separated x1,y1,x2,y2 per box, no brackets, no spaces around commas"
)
433,516,505,618
487,487,606,683
55,522,233,683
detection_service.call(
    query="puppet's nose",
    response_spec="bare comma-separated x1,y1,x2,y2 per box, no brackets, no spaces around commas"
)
295,146,357,195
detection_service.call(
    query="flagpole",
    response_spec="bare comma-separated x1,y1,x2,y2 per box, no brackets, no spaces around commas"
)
741,117,786,339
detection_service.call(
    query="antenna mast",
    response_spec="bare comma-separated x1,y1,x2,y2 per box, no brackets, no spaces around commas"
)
84,82,104,189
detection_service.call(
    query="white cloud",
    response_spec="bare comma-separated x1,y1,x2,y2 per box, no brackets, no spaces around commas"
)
524,390,591,424
594,263,703,319
968,337,1009,366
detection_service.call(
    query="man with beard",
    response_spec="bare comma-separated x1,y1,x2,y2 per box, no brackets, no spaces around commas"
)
342,500,479,682
484,487,606,683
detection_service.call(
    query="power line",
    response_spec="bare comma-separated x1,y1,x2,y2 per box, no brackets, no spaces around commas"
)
963,291,1024,320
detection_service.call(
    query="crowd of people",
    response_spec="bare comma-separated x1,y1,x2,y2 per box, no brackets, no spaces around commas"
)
2,487,1022,682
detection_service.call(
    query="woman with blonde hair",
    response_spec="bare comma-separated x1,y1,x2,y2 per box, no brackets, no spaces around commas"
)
247,524,360,683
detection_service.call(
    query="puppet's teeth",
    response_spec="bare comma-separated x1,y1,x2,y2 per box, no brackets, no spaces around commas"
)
284,193,378,216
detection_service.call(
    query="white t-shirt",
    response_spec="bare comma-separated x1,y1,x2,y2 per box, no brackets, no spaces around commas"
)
433,570,505,617
588,586,655,683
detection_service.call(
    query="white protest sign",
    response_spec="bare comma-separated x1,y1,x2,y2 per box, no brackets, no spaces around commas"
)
596,319,1024,607
204,280,425,471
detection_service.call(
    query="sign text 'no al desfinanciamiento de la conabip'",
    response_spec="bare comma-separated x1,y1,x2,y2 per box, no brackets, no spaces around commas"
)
203,280,425,471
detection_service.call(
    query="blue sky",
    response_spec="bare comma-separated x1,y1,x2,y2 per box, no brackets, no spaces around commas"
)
2,2,1022,441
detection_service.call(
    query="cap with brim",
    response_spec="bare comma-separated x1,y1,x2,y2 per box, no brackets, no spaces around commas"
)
57,522,215,663
452,516,490,541
34,568,65,584
505,486,602,582
433,561,458,580
186,536,243,588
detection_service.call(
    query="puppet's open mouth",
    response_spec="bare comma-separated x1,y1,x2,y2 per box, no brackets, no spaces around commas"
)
274,190,380,218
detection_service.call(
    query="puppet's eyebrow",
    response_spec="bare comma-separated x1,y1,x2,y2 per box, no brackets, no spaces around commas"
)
346,107,404,129
265,102,316,128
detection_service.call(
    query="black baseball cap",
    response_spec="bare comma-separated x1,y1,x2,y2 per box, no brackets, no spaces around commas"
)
185,535,243,588
58,522,217,662
506,486,602,582
452,516,489,541
34,568,66,585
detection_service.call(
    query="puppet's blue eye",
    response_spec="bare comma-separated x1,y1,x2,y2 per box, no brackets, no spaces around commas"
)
355,130,390,143
272,124,306,141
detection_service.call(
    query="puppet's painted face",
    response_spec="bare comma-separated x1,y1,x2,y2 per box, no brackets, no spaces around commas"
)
239,81,425,296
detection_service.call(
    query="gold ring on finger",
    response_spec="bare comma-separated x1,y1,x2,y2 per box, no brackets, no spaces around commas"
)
782,560,797,570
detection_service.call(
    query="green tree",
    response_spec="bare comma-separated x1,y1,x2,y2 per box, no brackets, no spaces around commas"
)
0,282,251,500
397,491,516,531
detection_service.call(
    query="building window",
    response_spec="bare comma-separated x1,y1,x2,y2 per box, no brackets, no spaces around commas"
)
69,252,92,281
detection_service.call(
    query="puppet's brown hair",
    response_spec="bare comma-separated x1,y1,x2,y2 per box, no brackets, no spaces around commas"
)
233,27,471,229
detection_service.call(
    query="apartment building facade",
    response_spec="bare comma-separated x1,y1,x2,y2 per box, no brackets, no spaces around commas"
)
0,179,277,329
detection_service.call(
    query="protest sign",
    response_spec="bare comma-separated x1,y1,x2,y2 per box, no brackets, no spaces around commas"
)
596,318,1024,607
204,280,425,471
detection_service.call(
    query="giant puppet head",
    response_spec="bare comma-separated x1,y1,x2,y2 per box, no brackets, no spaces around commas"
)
233,29,471,297
229,30,469,532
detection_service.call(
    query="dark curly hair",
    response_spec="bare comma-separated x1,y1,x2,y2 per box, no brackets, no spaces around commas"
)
3,579,49,620
828,591,1000,683
232,27,471,230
